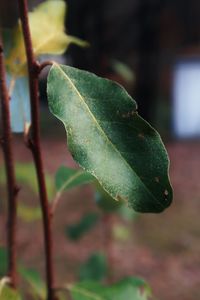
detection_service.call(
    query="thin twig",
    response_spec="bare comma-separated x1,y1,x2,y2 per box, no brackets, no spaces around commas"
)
0,33,19,288
17,1,56,299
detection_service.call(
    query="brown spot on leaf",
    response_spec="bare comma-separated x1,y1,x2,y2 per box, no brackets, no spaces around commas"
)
116,194,128,204
155,177,160,183
138,133,145,139
164,190,169,196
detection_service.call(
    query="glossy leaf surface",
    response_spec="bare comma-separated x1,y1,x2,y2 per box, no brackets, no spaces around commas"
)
69,277,151,300
47,64,173,213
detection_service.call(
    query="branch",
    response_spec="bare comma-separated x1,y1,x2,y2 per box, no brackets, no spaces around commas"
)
0,33,19,288
17,1,56,299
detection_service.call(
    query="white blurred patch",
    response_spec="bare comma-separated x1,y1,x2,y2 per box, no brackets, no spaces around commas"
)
173,61,200,138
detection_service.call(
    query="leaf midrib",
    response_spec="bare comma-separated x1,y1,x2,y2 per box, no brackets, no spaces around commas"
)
69,286,104,300
55,65,163,208
57,170,84,193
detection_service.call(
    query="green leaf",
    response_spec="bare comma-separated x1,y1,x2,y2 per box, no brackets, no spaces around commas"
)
68,277,152,300
5,0,88,76
0,278,22,300
79,253,107,282
66,213,99,241
0,248,8,277
0,163,54,200
19,268,46,299
47,64,173,213
55,166,95,192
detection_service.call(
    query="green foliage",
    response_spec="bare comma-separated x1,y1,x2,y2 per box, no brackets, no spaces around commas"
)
79,253,107,282
0,1,173,298
0,278,21,300
0,163,54,222
0,248,8,277
66,213,100,241
2,0,88,133
47,64,173,213
55,166,95,193
0,163,54,199
5,0,87,77
68,277,152,300
19,268,46,299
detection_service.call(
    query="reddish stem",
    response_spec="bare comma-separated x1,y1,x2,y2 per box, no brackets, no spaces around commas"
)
0,33,19,288
17,1,56,299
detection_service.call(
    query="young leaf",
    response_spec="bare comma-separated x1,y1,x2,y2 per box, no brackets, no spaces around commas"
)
0,278,22,300
66,213,100,241
19,267,46,299
68,277,152,300
55,166,95,192
79,253,107,282
5,0,88,76
47,64,173,213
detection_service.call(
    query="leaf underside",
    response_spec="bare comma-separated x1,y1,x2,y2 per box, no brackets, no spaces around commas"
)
47,64,173,213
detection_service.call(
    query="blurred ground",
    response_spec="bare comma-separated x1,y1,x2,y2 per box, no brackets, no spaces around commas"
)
1,115,200,300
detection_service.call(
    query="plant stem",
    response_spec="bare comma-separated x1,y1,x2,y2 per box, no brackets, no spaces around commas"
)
0,33,19,288
17,1,56,299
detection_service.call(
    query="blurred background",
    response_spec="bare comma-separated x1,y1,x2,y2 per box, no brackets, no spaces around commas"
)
1,1,200,300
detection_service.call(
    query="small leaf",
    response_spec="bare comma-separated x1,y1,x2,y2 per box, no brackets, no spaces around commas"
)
0,248,8,277
47,64,173,213
79,253,107,282
6,0,88,76
68,277,152,300
66,213,99,241
19,267,46,299
0,279,22,300
55,166,95,193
